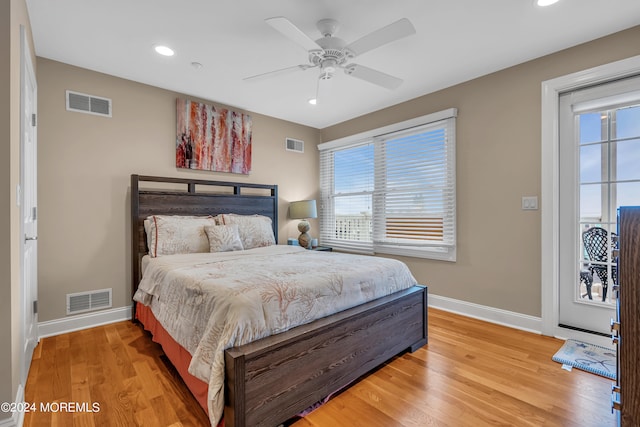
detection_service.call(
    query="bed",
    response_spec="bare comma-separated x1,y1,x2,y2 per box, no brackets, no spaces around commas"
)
130,174,428,427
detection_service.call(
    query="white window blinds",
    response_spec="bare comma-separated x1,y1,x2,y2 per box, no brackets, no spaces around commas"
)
319,108,457,260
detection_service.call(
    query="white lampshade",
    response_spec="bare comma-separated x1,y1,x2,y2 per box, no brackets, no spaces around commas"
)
289,200,317,219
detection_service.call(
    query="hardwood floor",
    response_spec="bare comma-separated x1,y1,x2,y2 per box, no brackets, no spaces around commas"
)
24,308,616,427
24,320,210,427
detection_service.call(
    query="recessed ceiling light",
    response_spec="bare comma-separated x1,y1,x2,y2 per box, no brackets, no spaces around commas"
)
308,98,317,105
537,0,560,6
191,61,203,69
154,45,175,56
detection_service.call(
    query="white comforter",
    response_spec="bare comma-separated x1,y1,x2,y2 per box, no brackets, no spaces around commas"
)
133,245,417,425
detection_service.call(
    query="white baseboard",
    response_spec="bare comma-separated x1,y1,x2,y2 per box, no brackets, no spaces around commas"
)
0,384,24,427
38,297,541,340
38,306,132,339
0,414,16,427
0,414,18,427
428,294,543,334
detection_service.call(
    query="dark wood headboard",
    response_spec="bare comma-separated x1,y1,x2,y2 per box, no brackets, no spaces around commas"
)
130,174,279,314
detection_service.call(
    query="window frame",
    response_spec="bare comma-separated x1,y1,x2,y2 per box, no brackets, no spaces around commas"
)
318,108,457,261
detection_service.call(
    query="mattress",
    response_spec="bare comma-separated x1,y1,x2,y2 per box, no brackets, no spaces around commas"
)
133,244,417,425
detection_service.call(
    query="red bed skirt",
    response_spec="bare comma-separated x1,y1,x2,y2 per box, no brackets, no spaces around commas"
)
136,303,331,426
135,302,210,415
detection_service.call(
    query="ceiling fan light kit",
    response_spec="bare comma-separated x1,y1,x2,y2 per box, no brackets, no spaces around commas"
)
244,16,416,102
154,45,175,56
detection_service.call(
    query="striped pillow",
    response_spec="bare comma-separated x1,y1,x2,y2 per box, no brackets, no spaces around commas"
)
145,215,217,257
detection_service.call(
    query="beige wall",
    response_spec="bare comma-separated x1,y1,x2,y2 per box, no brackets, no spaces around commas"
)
36,58,321,322
322,25,640,317
2,0,36,416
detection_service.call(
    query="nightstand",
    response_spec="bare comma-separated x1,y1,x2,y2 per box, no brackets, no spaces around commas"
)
311,246,332,252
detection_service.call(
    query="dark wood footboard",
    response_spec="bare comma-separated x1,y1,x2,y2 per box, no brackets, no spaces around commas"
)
224,285,428,427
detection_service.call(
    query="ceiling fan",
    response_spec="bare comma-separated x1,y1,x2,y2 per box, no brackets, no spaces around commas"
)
244,16,416,102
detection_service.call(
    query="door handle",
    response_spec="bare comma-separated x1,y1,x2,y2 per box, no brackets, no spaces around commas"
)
25,235,38,241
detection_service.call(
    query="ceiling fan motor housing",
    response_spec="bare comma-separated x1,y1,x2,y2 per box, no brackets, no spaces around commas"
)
310,35,350,68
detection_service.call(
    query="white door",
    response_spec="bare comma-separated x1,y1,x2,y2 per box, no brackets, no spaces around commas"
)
20,26,38,385
558,75,640,334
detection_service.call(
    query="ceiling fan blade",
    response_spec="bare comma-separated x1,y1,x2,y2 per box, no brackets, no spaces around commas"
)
243,64,313,82
344,18,416,57
344,64,403,90
265,17,323,52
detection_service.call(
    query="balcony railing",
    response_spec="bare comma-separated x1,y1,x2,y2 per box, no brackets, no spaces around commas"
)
332,214,444,242
334,215,372,241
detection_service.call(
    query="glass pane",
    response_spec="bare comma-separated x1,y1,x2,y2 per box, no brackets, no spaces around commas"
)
580,184,601,219
579,112,606,144
580,144,602,183
581,223,617,301
616,138,640,181
579,230,589,262
334,144,374,194
616,105,640,139
577,258,597,300
615,181,640,208
334,195,372,216
333,195,372,241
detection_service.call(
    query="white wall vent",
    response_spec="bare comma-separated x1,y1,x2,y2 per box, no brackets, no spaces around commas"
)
66,90,112,117
285,137,304,153
66,288,112,315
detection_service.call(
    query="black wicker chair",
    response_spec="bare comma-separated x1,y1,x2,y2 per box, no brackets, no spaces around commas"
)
582,226,617,302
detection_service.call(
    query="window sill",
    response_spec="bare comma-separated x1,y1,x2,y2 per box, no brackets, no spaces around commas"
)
375,245,456,262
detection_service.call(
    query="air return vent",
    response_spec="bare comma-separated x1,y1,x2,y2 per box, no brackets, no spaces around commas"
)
66,288,112,315
285,137,304,153
66,90,112,117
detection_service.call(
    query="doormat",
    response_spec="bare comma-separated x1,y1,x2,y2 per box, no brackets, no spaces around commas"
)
552,339,616,380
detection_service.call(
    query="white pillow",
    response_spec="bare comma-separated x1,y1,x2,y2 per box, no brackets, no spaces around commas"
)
219,214,276,249
204,224,244,252
146,215,217,257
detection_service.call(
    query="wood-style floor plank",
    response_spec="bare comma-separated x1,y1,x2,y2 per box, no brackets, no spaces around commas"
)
24,308,616,427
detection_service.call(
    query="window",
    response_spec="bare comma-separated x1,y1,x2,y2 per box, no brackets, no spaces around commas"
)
318,108,457,260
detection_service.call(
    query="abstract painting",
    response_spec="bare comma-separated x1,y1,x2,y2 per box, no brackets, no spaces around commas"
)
176,98,252,174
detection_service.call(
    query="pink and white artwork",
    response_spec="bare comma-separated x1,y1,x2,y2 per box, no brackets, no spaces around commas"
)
176,98,252,174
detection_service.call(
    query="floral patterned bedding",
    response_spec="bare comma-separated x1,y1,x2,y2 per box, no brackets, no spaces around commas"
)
133,244,417,424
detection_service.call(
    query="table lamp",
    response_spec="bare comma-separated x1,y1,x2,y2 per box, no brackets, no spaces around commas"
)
289,200,317,249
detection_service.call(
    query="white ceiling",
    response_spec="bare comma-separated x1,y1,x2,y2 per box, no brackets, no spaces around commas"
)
26,0,640,129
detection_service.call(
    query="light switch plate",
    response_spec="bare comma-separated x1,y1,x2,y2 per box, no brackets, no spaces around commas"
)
522,196,538,210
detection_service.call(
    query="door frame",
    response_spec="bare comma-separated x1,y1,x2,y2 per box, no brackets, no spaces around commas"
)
541,54,640,346
20,24,38,389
